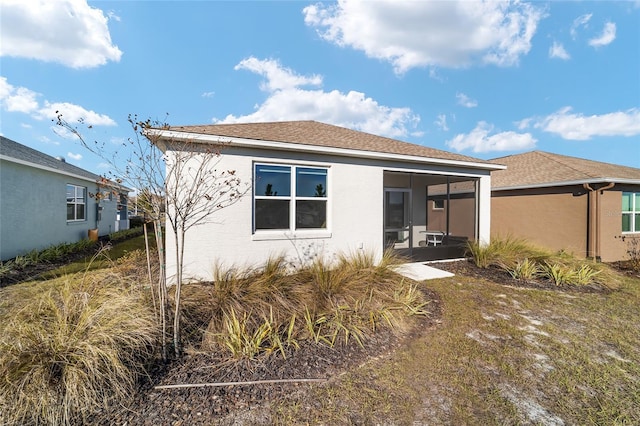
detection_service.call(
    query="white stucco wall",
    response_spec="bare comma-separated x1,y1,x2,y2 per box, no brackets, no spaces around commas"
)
164,145,493,283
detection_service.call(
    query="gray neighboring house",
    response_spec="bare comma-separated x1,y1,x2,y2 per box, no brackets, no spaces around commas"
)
0,136,131,261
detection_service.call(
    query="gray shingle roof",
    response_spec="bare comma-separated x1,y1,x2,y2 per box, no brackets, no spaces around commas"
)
490,151,640,189
169,120,495,166
1,136,102,181
0,136,131,192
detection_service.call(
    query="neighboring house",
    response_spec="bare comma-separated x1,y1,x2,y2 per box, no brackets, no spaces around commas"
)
150,120,504,282
0,136,131,261
490,151,640,262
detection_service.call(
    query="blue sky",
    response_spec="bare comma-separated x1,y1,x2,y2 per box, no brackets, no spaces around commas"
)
1,0,639,178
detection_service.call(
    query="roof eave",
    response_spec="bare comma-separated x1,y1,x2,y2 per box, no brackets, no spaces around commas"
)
492,178,640,191
148,129,505,172
0,154,132,193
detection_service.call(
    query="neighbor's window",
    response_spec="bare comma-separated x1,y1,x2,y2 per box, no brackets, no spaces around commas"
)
254,164,328,231
67,184,87,221
622,192,640,233
432,199,445,210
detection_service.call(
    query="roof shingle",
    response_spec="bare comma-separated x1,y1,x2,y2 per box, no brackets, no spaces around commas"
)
169,120,494,166
1,136,100,181
490,151,640,188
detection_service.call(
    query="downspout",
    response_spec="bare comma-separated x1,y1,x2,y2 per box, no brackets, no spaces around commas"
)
583,182,615,261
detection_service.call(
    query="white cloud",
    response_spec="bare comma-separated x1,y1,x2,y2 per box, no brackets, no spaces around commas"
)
216,57,420,139
446,121,536,153
303,0,545,73
67,152,83,161
0,77,117,127
435,114,449,131
535,107,640,140
39,102,116,126
201,91,215,98
571,13,592,39
549,41,570,60
456,92,478,108
588,22,616,47
0,0,122,68
235,57,323,91
0,77,39,113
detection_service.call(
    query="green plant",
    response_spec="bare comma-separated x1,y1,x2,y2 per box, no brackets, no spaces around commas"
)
0,273,159,425
467,236,551,269
503,258,541,281
567,264,601,286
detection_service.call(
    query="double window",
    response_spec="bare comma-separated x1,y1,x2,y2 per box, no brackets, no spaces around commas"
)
254,164,328,231
622,192,640,233
66,184,87,221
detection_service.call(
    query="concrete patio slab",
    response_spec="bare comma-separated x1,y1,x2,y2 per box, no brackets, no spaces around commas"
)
392,262,454,281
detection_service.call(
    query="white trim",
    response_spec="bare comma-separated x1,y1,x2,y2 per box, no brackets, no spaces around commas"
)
252,230,332,241
148,129,505,172
493,178,640,192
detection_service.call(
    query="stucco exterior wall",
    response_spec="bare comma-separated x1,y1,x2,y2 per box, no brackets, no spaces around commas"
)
491,186,588,256
164,146,494,283
0,160,116,260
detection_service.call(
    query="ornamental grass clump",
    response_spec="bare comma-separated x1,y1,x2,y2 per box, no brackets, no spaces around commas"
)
185,250,429,359
0,272,159,426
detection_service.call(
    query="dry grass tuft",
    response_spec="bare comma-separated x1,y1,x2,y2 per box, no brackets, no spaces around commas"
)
0,268,158,426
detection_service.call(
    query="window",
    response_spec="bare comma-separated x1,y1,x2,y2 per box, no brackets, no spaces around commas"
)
67,184,87,221
622,192,640,233
254,164,328,231
432,199,445,210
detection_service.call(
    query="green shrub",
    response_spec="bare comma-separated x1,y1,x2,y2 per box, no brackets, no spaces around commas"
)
0,273,159,426
502,258,541,281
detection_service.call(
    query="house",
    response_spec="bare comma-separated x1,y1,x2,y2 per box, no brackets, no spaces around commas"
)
490,151,640,262
0,136,130,261
149,120,504,282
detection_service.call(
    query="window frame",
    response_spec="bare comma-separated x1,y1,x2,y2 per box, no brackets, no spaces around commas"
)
622,191,640,234
66,184,87,222
253,162,329,236
432,199,445,210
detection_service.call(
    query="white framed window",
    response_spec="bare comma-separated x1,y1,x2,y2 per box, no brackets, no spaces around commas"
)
66,184,87,221
254,164,328,231
432,199,445,210
622,192,640,233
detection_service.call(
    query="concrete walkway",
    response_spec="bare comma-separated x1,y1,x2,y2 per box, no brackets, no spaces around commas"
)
392,262,454,281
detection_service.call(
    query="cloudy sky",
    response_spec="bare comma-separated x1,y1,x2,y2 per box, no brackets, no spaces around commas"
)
1,0,639,175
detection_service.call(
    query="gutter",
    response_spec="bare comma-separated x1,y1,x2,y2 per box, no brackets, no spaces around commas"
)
146,129,506,172
492,178,640,192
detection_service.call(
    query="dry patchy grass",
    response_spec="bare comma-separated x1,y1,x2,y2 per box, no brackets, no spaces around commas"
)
272,268,640,425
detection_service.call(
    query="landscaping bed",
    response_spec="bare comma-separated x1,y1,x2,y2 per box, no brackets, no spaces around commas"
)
95,288,441,425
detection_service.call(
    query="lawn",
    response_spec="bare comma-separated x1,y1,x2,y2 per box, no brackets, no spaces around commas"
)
2,234,639,425
272,267,640,425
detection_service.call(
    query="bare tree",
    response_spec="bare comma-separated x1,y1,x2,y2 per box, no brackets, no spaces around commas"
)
56,113,247,357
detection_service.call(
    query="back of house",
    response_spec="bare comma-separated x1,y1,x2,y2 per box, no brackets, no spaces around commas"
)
150,120,504,283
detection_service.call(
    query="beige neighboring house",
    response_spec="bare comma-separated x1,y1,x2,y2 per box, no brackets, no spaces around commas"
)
490,151,640,262
149,120,504,283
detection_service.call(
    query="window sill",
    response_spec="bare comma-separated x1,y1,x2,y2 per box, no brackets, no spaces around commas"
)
252,230,332,241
